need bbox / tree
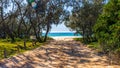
[42,0,64,42]
[64,0,105,43]
[26,0,65,42]
[0,0,16,42]
[94,0,120,54]
[0,0,65,42]
[1,0,105,43]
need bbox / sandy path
[0,38,120,68]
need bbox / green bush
[15,38,23,42]
[88,42,100,49]
[74,38,83,42]
[0,39,43,59]
[93,0,120,62]
[74,37,97,44]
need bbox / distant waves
[42,32,81,37]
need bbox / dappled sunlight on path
[0,38,120,68]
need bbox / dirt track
[0,39,120,68]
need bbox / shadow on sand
[0,40,112,68]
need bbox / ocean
[42,32,81,37]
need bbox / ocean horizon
[42,32,82,37]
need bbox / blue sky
[50,23,72,32]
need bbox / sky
[50,6,73,32]
[50,23,72,32]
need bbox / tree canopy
[64,0,106,43]
[0,0,108,43]
[0,0,69,42]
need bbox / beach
[52,36,82,41]
[0,37,120,68]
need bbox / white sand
[52,36,82,41]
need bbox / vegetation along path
[0,38,120,68]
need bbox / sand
[0,37,120,68]
[52,36,81,41]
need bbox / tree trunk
[3,48,7,58]
[82,26,85,44]
[24,39,27,50]
[3,23,15,42]
[29,18,42,43]
[44,22,50,42]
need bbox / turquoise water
[42,32,81,37]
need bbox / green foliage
[74,38,83,42]
[0,39,43,59]
[65,0,105,43]
[88,42,100,50]
[94,0,120,54]
[74,37,97,44]
[74,37,101,52]
[15,38,23,42]
[46,37,54,40]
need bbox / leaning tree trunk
[44,22,50,42]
